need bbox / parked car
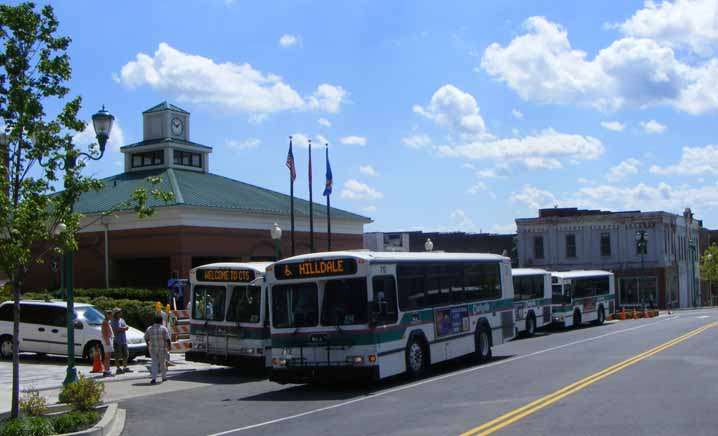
[0,300,147,361]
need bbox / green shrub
[51,411,100,434]
[0,417,54,436]
[18,390,47,417]
[90,298,156,331]
[58,374,104,411]
[63,287,169,302]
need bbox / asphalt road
[120,309,718,436]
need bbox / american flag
[286,138,296,182]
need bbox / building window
[173,150,202,168]
[635,230,648,256]
[533,236,544,260]
[565,234,576,258]
[618,277,658,307]
[131,150,163,168]
[600,232,611,257]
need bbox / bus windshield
[321,278,368,326]
[228,285,262,323]
[272,283,318,328]
[193,285,226,321]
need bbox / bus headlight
[272,358,288,366]
[346,355,364,365]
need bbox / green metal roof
[143,101,189,114]
[120,137,212,151]
[72,168,371,222]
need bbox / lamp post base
[63,366,77,386]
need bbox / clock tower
[120,102,212,173]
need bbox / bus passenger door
[371,275,399,367]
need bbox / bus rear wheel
[405,338,427,377]
[475,326,492,362]
[525,314,536,337]
[594,307,605,325]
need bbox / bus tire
[573,310,582,328]
[525,313,537,337]
[475,325,492,362]
[405,337,428,378]
[0,335,13,359]
[594,306,606,325]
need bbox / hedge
[56,287,170,302]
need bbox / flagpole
[288,136,296,256]
[325,143,332,251]
[308,140,314,253]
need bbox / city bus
[265,251,516,384]
[511,268,552,336]
[186,262,272,369]
[550,270,616,328]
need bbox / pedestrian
[101,310,114,377]
[144,314,171,385]
[167,271,184,310]
[111,308,132,375]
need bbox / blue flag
[323,145,333,196]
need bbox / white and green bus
[265,251,516,384]
[550,270,616,328]
[511,268,552,336]
[187,262,272,369]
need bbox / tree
[700,243,718,306]
[0,3,172,418]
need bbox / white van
[0,300,147,361]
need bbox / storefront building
[24,102,370,292]
[516,207,703,309]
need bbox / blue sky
[38,0,718,231]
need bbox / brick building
[516,207,704,309]
[24,102,370,292]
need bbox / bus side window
[372,275,398,324]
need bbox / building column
[170,255,192,309]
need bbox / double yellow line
[460,321,717,436]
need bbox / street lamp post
[270,223,282,261]
[41,106,114,386]
[635,230,648,306]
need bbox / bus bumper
[270,365,380,385]
[185,351,267,369]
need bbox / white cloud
[225,137,260,150]
[491,222,517,234]
[462,163,475,170]
[601,121,625,131]
[341,179,383,200]
[640,119,667,134]
[315,134,329,147]
[361,205,377,214]
[477,168,498,178]
[480,16,718,114]
[450,209,477,232]
[512,108,524,119]
[278,34,299,48]
[306,84,348,113]
[574,182,718,214]
[606,158,640,181]
[359,165,377,177]
[290,133,310,148]
[615,0,718,57]
[73,119,125,152]
[650,144,718,175]
[436,128,603,168]
[318,118,331,127]
[510,184,559,210]
[340,135,367,146]
[413,84,488,137]
[117,43,347,119]
[467,181,496,198]
[402,134,432,149]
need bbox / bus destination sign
[276,258,358,280]
[196,269,255,283]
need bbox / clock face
[171,117,184,136]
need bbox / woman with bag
[101,310,115,377]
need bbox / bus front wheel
[405,337,427,377]
[475,326,492,362]
[595,307,605,325]
[573,310,582,328]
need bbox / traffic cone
[620,308,626,320]
[90,346,103,373]
[632,309,637,320]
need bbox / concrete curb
[0,403,126,436]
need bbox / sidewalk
[0,353,214,413]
